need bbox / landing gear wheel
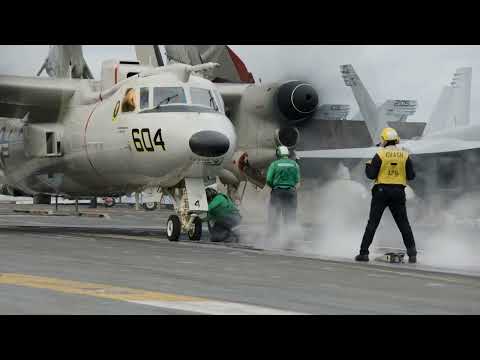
[167,215,181,242]
[142,202,158,211]
[187,217,202,241]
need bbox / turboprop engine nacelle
[276,81,319,124]
[240,80,319,125]
[236,81,318,152]
[275,127,300,149]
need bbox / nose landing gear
[164,178,208,242]
[166,214,202,241]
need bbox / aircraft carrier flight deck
[0,202,479,315]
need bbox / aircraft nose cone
[189,130,230,157]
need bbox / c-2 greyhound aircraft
[0,45,236,241]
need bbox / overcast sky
[1,45,479,123]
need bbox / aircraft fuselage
[0,71,236,197]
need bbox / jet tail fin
[341,64,382,145]
[424,67,472,135]
[341,65,418,144]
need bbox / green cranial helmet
[276,145,290,158]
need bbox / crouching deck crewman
[204,187,242,243]
[355,127,417,263]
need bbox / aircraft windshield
[191,87,219,112]
[153,87,187,107]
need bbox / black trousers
[210,213,242,242]
[360,185,416,256]
[268,188,298,229]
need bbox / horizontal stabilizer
[383,100,417,121]
[316,104,350,120]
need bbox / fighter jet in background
[299,65,480,201]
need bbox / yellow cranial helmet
[380,127,400,144]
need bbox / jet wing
[0,75,77,122]
[298,138,480,160]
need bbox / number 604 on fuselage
[0,61,237,198]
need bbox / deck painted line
[0,273,303,315]
[133,300,304,315]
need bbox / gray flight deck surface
[0,204,480,314]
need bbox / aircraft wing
[298,139,480,160]
[0,75,77,122]
[298,147,377,160]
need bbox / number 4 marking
[154,129,166,151]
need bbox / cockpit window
[122,88,136,113]
[153,87,187,108]
[140,87,149,110]
[191,88,219,111]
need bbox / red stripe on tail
[226,46,255,84]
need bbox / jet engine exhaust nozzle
[277,81,319,122]
[189,131,230,157]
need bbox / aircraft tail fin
[134,45,165,67]
[164,45,255,83]
[37,45,93,79]
[424,67,472,135]
[341,65,418,144]
[341,64,382,144]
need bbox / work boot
[407,247,417,263]
[355,254,369,262]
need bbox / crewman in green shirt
[266,146,301,230]
[204,186,242,243]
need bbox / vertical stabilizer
[451,67,471,127]
[37,45,93,79]
[134,45,165,67]
[341,64,385,145]
[424,67,472,135]
[342,64,418,144]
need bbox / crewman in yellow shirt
[355,128,417,263]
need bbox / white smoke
[417,191,480,271]
[238,159,480,273]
